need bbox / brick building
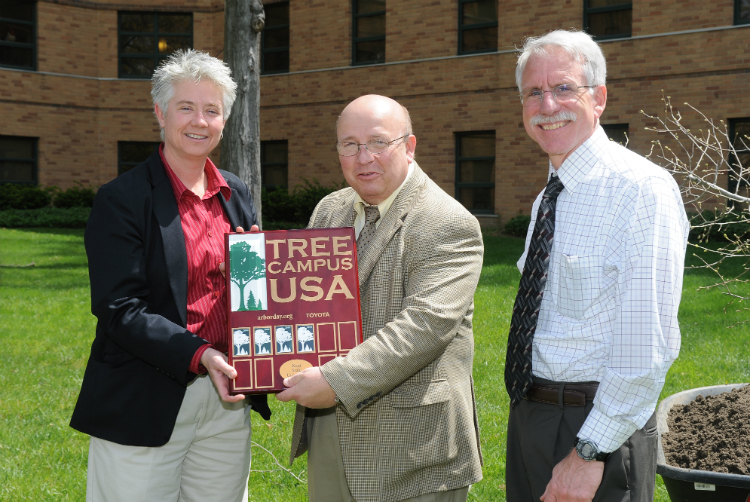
[1,0,749,225]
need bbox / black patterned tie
[356,205,380,262]
[505,175,565,406]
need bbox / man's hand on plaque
[201,347,246,403]
[219,225,260,278]
[276,367,337,408]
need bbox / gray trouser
[506,379,658,502]
[306,407,470,502]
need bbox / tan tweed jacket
[289,163,484,502]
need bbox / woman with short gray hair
[71,48,269,502]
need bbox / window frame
[457,0,498,56]
[736,0,750,25]
[583,0,632,41]
[351,0,386,66]
[0,135,38,185]
[455,130,496,215]
[261,140,289,190]
[117,141,160,176]
[601,123,630,147]
[261,1,290,75]
[728,118,750,195]
[0,1,37,71]
[117,11,193,79]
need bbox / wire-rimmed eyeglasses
[520,83,595,107]
[336,134,409,157]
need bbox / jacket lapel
[329,194,357,229]
[357,163,425,285]
[218,188,241,229]
[148,154,189,327]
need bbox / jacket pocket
[390,380,450,408]
[557,254,604,320]
[386,380,452,469]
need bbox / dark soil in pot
[662,385,750,475]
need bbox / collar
[160,143,231,201]
[353,161,415,220]
[548,126,609,193]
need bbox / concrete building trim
[41,0,225,13]
[1,22,748,82]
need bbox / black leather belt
[525,382,599,407]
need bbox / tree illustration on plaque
[230,239,266,311]
[233,328,250,356]
[254,328,272,355]
[297,325,315,352]
[276,326,293,353]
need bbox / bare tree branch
[642,95,750,325]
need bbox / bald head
[335,94,417,205]
[337,95,412,139]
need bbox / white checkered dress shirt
[518,126,690,452]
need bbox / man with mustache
[505,30,689,502]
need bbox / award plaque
[225,227,363,394]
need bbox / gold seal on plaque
[279,359,313,378]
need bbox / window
[455,131,495,214]
[261,140,288,189]
[118,12,192,78]
[737,0,750,25]
[602,123,629,147]
[261,2,289,74]
[458,0,497,55]
[0,0,35,70]
[728,118,750,196]
[352,0,385,65]
[0,135,37,184]
[584,0,632,40]
[118,141,160,175]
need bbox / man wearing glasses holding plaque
[277,94,484,502]
[504,30,689,502]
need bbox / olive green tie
[356,205,380,262]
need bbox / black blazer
[70,150,269,447]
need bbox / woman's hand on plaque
[201,347,246,403]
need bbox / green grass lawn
[1,227,748,501]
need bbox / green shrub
[504,214,531,237]
[53,185,96,208]
[688,210,750,243]
[0,207,90,228]
[262,178,345,229]
[0,183,53,210]
[262,186,296,224]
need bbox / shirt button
[208,231,213,237]
[213,291,219,298]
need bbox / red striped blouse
[160,145,231,374]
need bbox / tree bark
[222,0,265,226]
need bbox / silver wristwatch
[575,437,611,463]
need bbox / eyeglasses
[520,83,595,107]
[336,135,409,157]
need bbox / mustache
[530,110,578,126]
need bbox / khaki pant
[86,374,252,502]
[306,407,470,502]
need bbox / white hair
[151,49,238,140]
[515,30,607,93]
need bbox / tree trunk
[222,0,265,226]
